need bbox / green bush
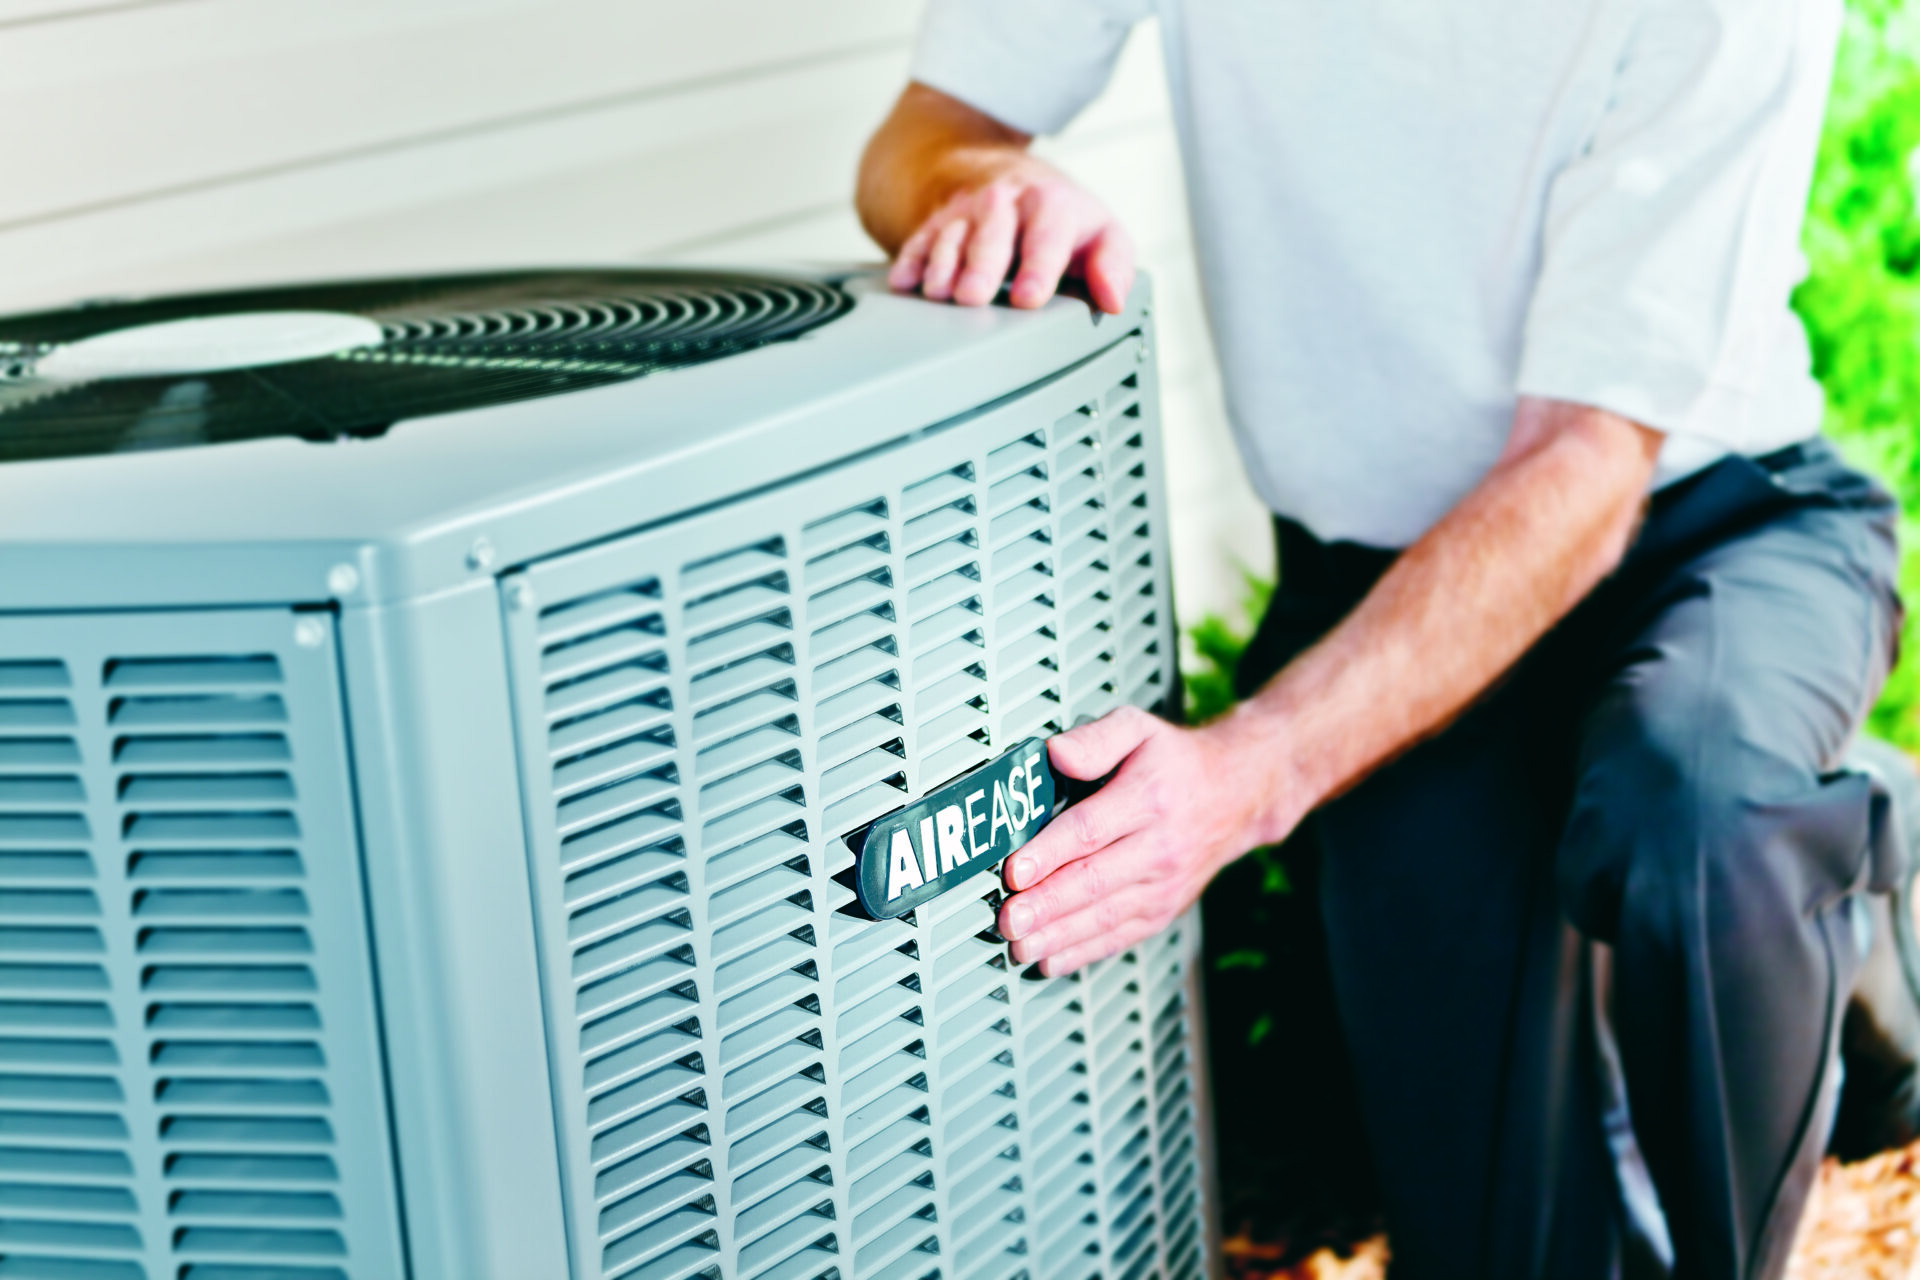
[1182,569,1269,725]
[1796,0,1920,745]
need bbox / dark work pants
[1234,440,1903,1280]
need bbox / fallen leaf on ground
[1786,1142,1920,1280]
[1227,1137,1920,1280]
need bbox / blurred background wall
[0,0,1273,630]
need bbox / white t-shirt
[911,0,1840,547]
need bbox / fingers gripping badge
[851,736,1068,920]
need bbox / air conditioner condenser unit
[0,268,1216,1280]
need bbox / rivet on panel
[293,617,326,649]
[327,564,360,597]
[466,537,496,572]
[506,580,536,613]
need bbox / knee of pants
[1555,707,1801,946]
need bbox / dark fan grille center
[0,269,855,463]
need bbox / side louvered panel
[508,319,1206,1280]
[109,655,333,1280]
[0,614,405,1280]
[0,658,144,1280]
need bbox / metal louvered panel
[0,613,406,1280]
[504,324,1207,1280]
[115,654,341,1280]
[0,658,143,1280]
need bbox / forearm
[856,83,1040,253]
[1224,400,1663,842]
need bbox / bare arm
[1229,397,1662,817]
[856,82,1134,312]
[999,398,1665,974]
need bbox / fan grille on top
[0,269,854,463]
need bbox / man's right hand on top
[857,83,1135,314]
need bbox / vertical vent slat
[808,501,907,828]
[670,530,836,1280]
[106,653,352,1276]
[0,664,139,1268]
[533,578,716,1280]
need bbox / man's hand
[888,172,1134,312]
[998,706,1299,976]
[999,399,1663,976]
[857,82,1134,314]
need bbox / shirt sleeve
[910,0,1153,137]
[1514,0,1842,441]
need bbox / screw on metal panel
[1136,342,1151,364]
[466,537,496,572]
[505,580,536,613]
[327,563,360,597]
[293,617,326,649]
[1088,404,1101,419]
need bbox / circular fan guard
[0,269,854,463]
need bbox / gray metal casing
[0,271,1215,1280]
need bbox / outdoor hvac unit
[0,268,1213,1280]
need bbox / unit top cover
[0,269,853,462]
[0,266,1148,609]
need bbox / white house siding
[1,0,1272,628]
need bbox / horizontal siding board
[0,14,1188,312]
[666,208,875,269]
[0,45,910,308]
[0,0,918,229]
[0,0,185,24]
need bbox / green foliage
[1252,847,1292,895]
[1183,569,1271,725]
[1794,0,1920,744]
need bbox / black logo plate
[854,736,1060,919]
